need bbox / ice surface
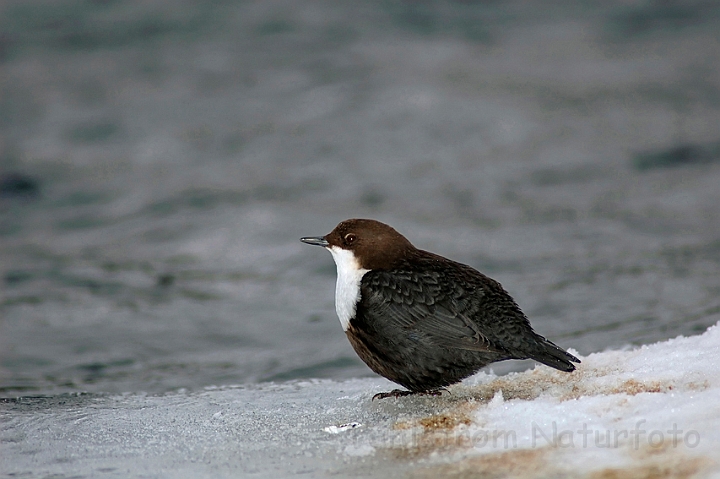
[3,323,719,478]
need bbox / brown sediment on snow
[387,403,477,459]
[412,447,550,479]
[411,445,713,479]
[374,358,713,477]
[589,447,713,479]
[449,363,709,404]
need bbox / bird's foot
[372,388,448,401]
[372,389,413,400]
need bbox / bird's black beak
[300,236,329,247]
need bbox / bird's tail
[529,338,581,372]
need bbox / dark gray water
[1,0,720,397]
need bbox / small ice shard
[324,422,362,434]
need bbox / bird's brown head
[301,218,415,270]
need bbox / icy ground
[2,323,720,479]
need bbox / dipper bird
[301,219,580,399]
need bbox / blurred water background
[1,0,720,397]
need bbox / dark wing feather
[360,268,507,354]
[360,252,580,373]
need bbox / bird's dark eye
[344,233,357,245]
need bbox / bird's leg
[372,388,448,400]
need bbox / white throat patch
[327,246,370,331]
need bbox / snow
[3,323,720,478]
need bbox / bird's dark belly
[345,322,504,392]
